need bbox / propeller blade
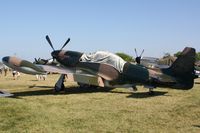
[46,35,55,51]
[34,58,38,63]
[140,49,144,57]
[60,38,70,50]
[41,59,46,62]
[134,48,138,57]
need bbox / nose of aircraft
[51,50,63,59]
[2,56,9,63]
[51,50,61,59]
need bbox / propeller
[46,35,55,51]
[45,35,70,91]
[44,35,71,65]
[140,49,144,57]
[134,48,144,64]
[45,35,70,51]
[34,58,38,63]
[34,57,57,65]
[34,58,42,63]
[134,48,138,57]
[60,38,70,50]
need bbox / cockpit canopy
[80,51,126,72]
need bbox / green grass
[0,73,200,133]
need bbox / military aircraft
[134,49,169,69]
[135,49,200,78]
[2,35,197,94]
[34,57,58,66]
[134,48,144,65]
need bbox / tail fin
[168,47,196,89]
[170,47,195,76]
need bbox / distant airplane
[34,58,58,66]
[134,49,169,69]
[2,35,197,94]
[135,50,200,77]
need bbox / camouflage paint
[2,56,45,75]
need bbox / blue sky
[0,0,200,61]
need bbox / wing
[37,63,119,87]
[36,64,75,75]
[37,64,105,87]
[38,62,120,81]
[2,56,118,86]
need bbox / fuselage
[2,48,195,90]
[51,50,183,89]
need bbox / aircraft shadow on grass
[195,81,200,84]
[193,125,200,129]
[126,91,168,98]
[10,85,168,99]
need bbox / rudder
[168,47,196,89]
[170,47,195,76]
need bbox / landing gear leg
[132,86,138,91]
[148,88,154,95]
[54,74,65,92]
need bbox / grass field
[0,73,200,133]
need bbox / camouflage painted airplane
[2,35,197,94]
[135,49,200,77]
[34,57,58,66]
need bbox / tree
[174,51,181,57]
[196,52,200,61]
[115,52,133,62]
[163,52,171,58]
[174,51,200,61]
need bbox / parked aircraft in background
[2,35,197,94]
[135,49,200,78]
[34,58,58,66]
[134,49,169,69]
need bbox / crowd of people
[0,66,20,80]
[0,65,9,77]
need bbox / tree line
[116,51,200,62]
